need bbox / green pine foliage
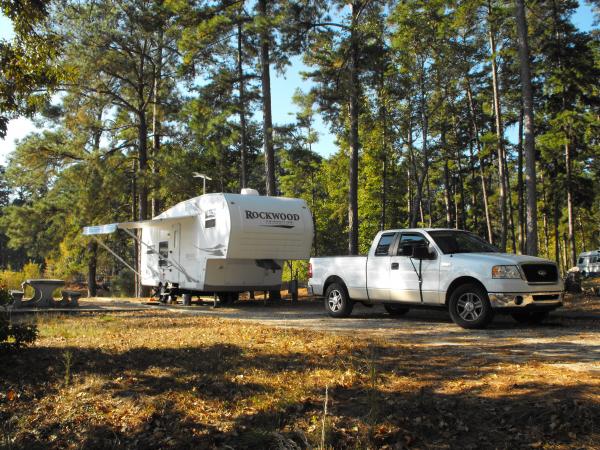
[0,0,598,282]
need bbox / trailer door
[169,223,182,283]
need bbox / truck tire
[448,283,494,329]
[325,283,354,318]
[511,311,549,324]
[384,304,409,316]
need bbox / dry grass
[1,311,599,449]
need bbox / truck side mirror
[412,245,430,260]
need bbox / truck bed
[309,256,368,299]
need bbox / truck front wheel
[325,283,354,318]
[448,284,494,329]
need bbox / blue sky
[0,2,596,165]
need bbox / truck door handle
[391,262,399,270]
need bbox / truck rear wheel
[448,283,494,329]
[384,304,409,316]
[325,283,354,318]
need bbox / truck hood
[447,253,556,266]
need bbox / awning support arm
[94,237,140,277]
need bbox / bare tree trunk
[488,0,507,251]
[468,140,478,230]
[258,0,276,196]
[553,190,560,266]
[151,30,163,217]
[443,159,452,228]
[505,155,517,252]
[515,0,538,256]
[465,77,493,243]
[379,71,388,230]
[347,1,360,254]
[565,141,576,267]
[517,107,525,253]
[237,21,248,189]
[577,213,586,252]
[87,237,97,297]
[541,173,549,256]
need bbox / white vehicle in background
[577,250,600,277]
[308,229,564,329]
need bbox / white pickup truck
[308,229,564,329]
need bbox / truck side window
[398,233,428,256]
[375,233,396,256]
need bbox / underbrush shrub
[112,269,135,297]
[0,283,38,350]
[0,262,42,290]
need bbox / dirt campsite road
[84,294,600,374]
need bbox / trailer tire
[448,283,494,329]
[325,283,354,318]
[218,292,238,306]
[384,304,409,316]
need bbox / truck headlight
[492,265,522,279]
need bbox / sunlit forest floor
[1,293,599,449]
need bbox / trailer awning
[83,214,197,235]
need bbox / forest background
[0,0,598,296]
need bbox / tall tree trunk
[517,107,525,253]
[468,139,478,230]
[258,0,275,196]
[443,159,452,228]
[465,76,493,242]
[505,154,517,252]
[515,0,538,256]
[379,70,388,230]
[541,172,550,256]
[87,240,97,297]
[347,2,360,254]
[442,127,453,228]
[237,21,248,189]
[553,188,560,266]
[151,30,163,217]
[565,141,576,267]
[488,0,507,251]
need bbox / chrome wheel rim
[456,292,483,322]
[328,289,343,312]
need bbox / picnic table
[21,279,65,307]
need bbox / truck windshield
[428,230,500,254]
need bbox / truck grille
[521,264,558,283]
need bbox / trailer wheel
[448,283,494,329]
[324,283,354,318]
[384,304,409,316]
[218,292,238,306]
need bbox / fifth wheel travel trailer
[83,189,313,303]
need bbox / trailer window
[375,233,396,256]
[158,241,169,267]
[205,210,216,228]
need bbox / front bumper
[488,291,564,309]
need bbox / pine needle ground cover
[0,312,598,449]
